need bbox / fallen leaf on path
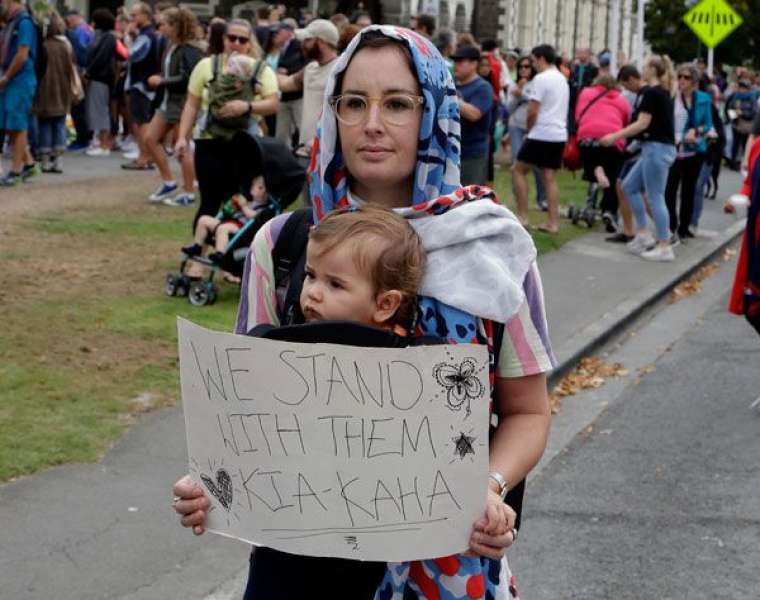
[549,357,628,414]
[723,248,737,261]
[668,262,720,303]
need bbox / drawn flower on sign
[433,357,485,416]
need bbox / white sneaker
[641,244,675,262]
[626,232,655,256]
[86,147,111,157]
[122,149,139,160]
[689,226,718,238]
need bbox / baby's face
[251,180,266,202]
[300,240,378,324]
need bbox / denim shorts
[0,76,35,132]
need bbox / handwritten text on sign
[177,319,490,561]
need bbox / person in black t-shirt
[601,55,677,262]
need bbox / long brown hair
[162,7,198,45]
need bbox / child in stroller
[165,134,306,306]
[181,176,267,274]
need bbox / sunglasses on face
[519,64,531,69]
[226,34,250,44]
[678,74,692,80]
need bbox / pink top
[575,84,632,152]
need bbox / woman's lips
[358,146,392,160]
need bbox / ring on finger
[510,527,518,543]
[173,496,181,505]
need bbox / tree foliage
[645,0,759,68]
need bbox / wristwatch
[488,471,509,501]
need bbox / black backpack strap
[272,207,313,325]
[490,320,526,530]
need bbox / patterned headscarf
[308,25,462,220]
[306,25,520,600]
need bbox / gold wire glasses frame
[329,93,425,126]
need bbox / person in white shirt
[512,44,569,234]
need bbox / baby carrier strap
[272,207,313,325]
[248,321,444,347]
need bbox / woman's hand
[684,128,697,145]
[467,489,517,560]
[599,133,617,147]
[173,475,211,535]
[174,138,188,160]
[147,74,162,89]
[218,99,250,119]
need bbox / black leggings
[665,153,705,237]
[579,145,624,215]
[192,137,256,232]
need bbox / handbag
[563,89,609,170]
[71,66,85,105]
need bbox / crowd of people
[1,0,759,229]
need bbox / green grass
[0,170,595,481]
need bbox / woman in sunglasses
[175,18,279,229]
[506,57,547,210]
[665,64,713,241]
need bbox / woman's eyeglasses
[226,34,250,44]
[678,74,692,80]
[329,94,424,127]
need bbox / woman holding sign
[173,26,556,599]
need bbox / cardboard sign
[177,318,490,562]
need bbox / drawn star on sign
[452,432,476,460]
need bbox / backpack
[2,11,46,81]
[270,207,527,528]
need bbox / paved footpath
[0,155,748,599]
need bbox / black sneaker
[605,232,633,243]
[602,211,618,233]
[181,243,202,257]
[208,251,224,265]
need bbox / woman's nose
[363,102,384,133]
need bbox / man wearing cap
[453,45,494,186]
[277,19,339,165]
[272,20,305,148]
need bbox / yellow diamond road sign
[683,0,743,48]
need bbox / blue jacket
[678,89,713,155]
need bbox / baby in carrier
[206,52,260,139]
[182,176,268,268]
[298,205,424,334]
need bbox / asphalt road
[510,259,760,599]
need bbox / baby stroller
[566,139,623,231]
[165,134,306,306]
[566,139,602,229]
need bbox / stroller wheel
[206,282,218,306]
[582,208,596,228]
[176,275,191,297]
[189,281,212,306]
[165,273,179,297]
[570,206,581,226]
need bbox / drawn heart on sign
[200,468,233,511]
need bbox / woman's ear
[372,290,403,325]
